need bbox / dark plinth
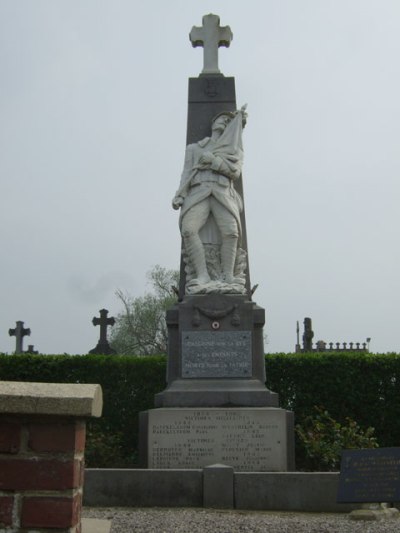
[337,448,400,503]
[155,294,279,408]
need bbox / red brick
[75,421,86,453]
[21,494,80,528]
[0,496,14,527]
[28,420,86,453]
[79,458,85,487]
[0,421,21,453]
[0,458,82,490]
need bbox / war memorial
[139,13,294,473]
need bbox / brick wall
[0,416,86,532]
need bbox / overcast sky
[1,1,399,355]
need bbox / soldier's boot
[184,235,211,284]
[220,236,238,283]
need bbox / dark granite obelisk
[140,14,294,472]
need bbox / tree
[110,265,179,355]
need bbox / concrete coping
[0,381,103,417]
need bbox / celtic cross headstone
[9,321,31,354]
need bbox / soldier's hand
[198,152,214,166]
[172,196,184,210]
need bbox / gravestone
[89,308,116,355]
[8,321,31,355]
[25,345,38,354]
[139,14,294,472]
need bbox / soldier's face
[212,115,229,132]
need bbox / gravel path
[83,507,400,533]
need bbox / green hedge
[1,352,399,468]
[265,352,400,448]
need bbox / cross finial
[189,14,233,75]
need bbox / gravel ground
[83,507,400,533]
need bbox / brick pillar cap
[0,381,103,418]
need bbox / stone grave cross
[89,308,116,355]
[190,13,233,75]
[9,321,31,354]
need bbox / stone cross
[9,321,31,354]
[190,14,233,75]
[89,309,116,355]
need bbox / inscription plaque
[337,448,400,503]
[181,331,252,378]
[146,408,289,471]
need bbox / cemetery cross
[89,308,116,355]
[9,321,31,355]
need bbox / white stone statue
[172,106,248,294]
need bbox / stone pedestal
[140,293,295,471]
[155,295,278,408]
[140,407,294,471]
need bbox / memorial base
[139,407,295,472]
[155,378,278,407]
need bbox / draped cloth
[210,109,244,175]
